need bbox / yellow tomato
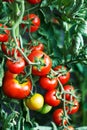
[25,93,44,111]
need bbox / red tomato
[28,50,52,76]
[6,57,25,74]
[0,24,10,42]
[2,71,32,99]
[44,89,61,106]
[53,109,67,126]
[29,40,44,52]
[64,126,74,130]
[66,99,79,114]
[39,76,58,91]
[54,66,70,85]
[27,0,41,4]
[22,14,40,33]
[1,39,20,56]
[63,85,75,101]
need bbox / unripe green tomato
[38,104,52,114]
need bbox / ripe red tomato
[64,126,74,130]
[6,57,25,74]
[66,99,79,114]
[2,71,32,99]
[39,76,58,91]
[29,40,44,52]
[63,85,75,101]
[0,24,10,42]
[22,14,40,33]
[53,108,67,126]
[27,0,41,4]
[1,39,20,56]
[54,66,70,85]
[28,50,52,76]
[44,89,61,106]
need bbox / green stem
[12,0,25,44]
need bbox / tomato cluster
[0,1,80,129]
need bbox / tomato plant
[25,93,44,110]
[0,0,87,129]
[2,71,32,99]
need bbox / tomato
[38,104,52,114]
[1,39,20,56]
[63,85,75,101]
[66,99,79,114]
[53,109,67,126]
[22,14,40,33]
[44,89,61,106]
[39,76,58,91]
[27,0,41,4]
[2,71,32,99]
[0,24,10,42]
[54,66,70,85]
[64,126,74,130]
[28,50,52,76]
[29,40,44,52]
[6,57,25,74]
[25,93,44,110]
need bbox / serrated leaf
[77,21,87,36]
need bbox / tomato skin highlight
[22,14,40,33]
[44,89,61,106]
[53,109,67,126]
[2,71,32,99]
[25,93,44,110]
[27,0,41,4]
[39,76,58,91]
[0,24,10,42]
[28,50,52,76]
[6,57,25,74]
[54,66,70,85]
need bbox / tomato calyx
[15,74,28,84]
[33,55,46,71]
